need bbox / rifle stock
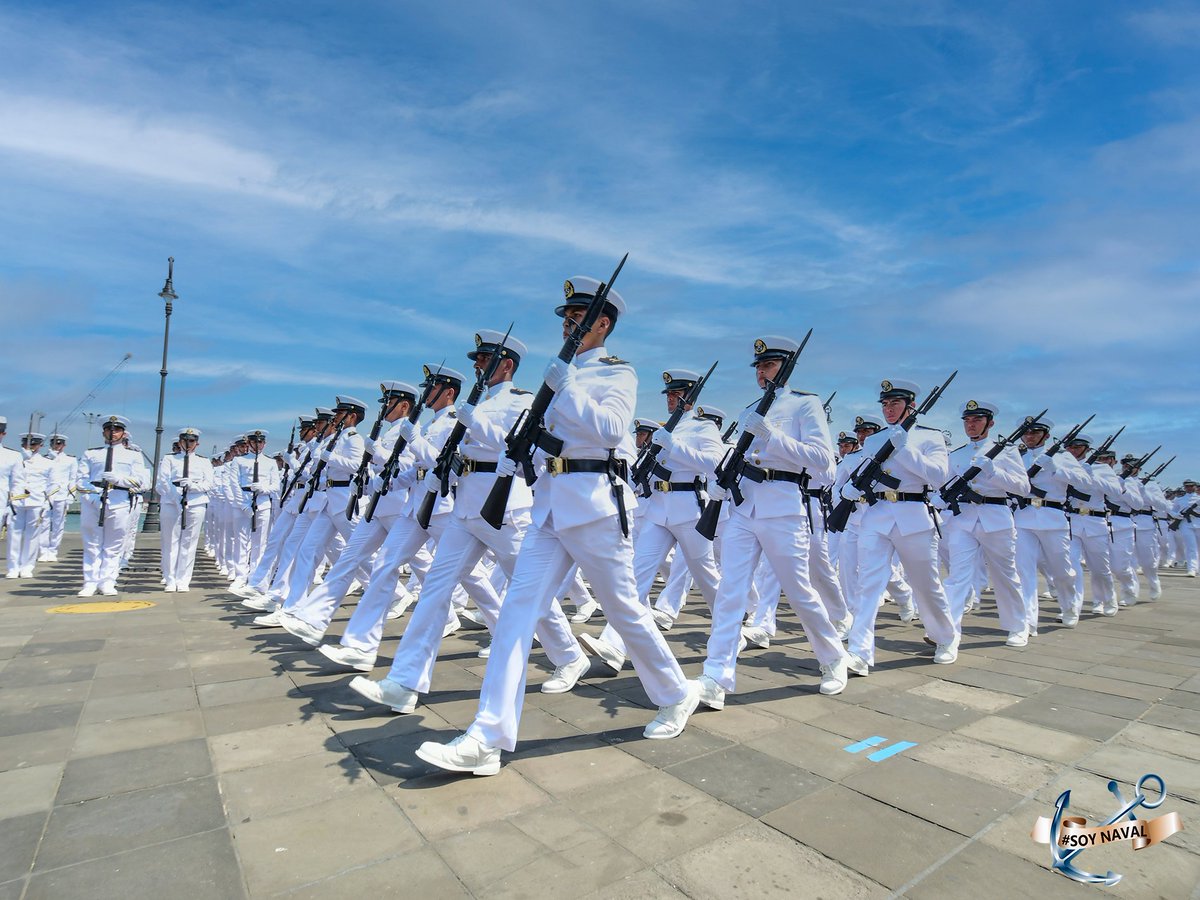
[631,360,718,497]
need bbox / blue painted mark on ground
[844,736,887,753]
[867,741,918,761]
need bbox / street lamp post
[141,257,177,533]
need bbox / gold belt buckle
[883,490,899,503]
[654,480,670,492]
[546,457,565,476]
[1030,498,1044,508]
[461,459,476,475]
[1079,505,1092,516]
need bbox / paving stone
[0,664,96,688]
[36,777,226,870]
[666,744,830,818]
[432,819,548,894]
[79,686,198,724]
[843,756,1023,837]
[57,739,211,804]
[232,789,421,894]
[746,720,888,782]
[1116,721,1200,762]
[482,832,646,899]
[997,698,1130,741]
[509,735,653,798]
[805,703,945,746]
[91,655,189,679]
[195,675,296,707]
[0,682,90,713]
[208,720,334,773]
[20,640,106,657]
[604,720,733,768]
[0,727,76,771]
[220,751,373,823]
[656,821,887,898]
[1076,745,1200,804]
[904,840,1090,898]
[1141,703,1200,735]
[0,764,62,820]
[0,811,46,883]
[24,829,245,900]
[762,784,964,888]
[1161,689,1200,711]
[908,678,1021,712]
[585,869,689,899]
[1086,663,1187,688]
[87,667,194,698]
[71,710,205,758]
[0,702,84,738]
[200,695,315,736]
[1039,684,1155,720]
[386,765,547,839]
[858,689,986,730]
[957,716,1100,763]
[908,733,1061,793]
[274,848,468,899]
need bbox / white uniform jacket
[855,424,948,537]
[157,453,216,508]
[233,453,282,510]
[945,438,1028,533]
[74,446,150,510]
[642,412,724,527]
[1013,445,1092,531]
[455,382,534,519]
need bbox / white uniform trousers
[249,506,298,591]
[286,514,390,627]
[597,517,721,656]
[1016,526,1078,630]
[80,497,133,588]
[1109,528,1138,603]
[281,506,354,608]
[943,518,1024,633]
[1134,527,1161,599]
[232,505,273,581]
[848,524,956,666]
[705,512,845,691]
[1070,528,1115,612]
[45,500,68,559]
[653,548,694,618]
[160,503,207,589]
[746,561,781,634]
[467,515,689,752]
[385,512,582,695]
[807,527,848,623]
[7,508,44,576]
[265,510,317,600]
[120,496,141,564]
[1181,525,1198,575]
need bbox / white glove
[707,485,730,503]
[175,478,191,489]
[102,473,123,486]
[249,481,266,493]
[544,358,573,391]
[421,470,441,492]
[362,437,377,457]
[457,403,476,429]
[973,456,996,478]
[1039,454,1057,474]
[887,424,909,450]
[396,419,418,443]
[840,483,865,502]
[651,427,675,455]
[317,446,332,463]
[741,411,777,440]
[496,456,517,478]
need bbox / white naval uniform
[845,424,956,667]
[1104,469,1143,605]
[7,451,53,577]
[596,412,724,658]
[0,446,24,543]
[230,451,281,582]
[704,390,846,691]
[250,438,318,595]
[1173,492,1200,575]
[75,445,150,590]
[1068,463,1117,615]
[1013,445,1091,628]
[941,439,1029,633]
[157,451,215,589]
[43,450,76,560]
[383,380,584,695]
[464,346,690,753]
[1129,478,1163,601]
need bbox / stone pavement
[2,533,1199,898]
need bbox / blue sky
[0,2,1196,477]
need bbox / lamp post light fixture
[141,257,177,533]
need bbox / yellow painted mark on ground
[47,600,157,614]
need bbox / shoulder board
[447,411,457,418]
[344,428,358,435]
[510,388,531,395]
[89,446,104,451]
[790,390,816,397]
[598,356,627,365]
[915,425,939,431]
[952,443,969,452]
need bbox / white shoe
[253,610,284,627]
[19,568,34,578]
[386,595,412,620]
[318,643,377,672]
[1038,590,1053,600]
[442,612,461,639]
[741,626,771,650]
[696,674,725,710]
[541,654,590,694]
[579,633,625,673]
[644,680,701,739]
[349,675,417,713]
[229,583,261,599]
[1100,602,1118,617]
[846,652,870,677]
[100,584,118,596]
[477,643,491,659]
[230,577,247,591]
[164,583,177,592]
[241,595,275,612]
[819,656,849,695]
[176,584,190,592]
[459,608,487,628]
[569,598,600,624]
[280,614,324,646]
[651,608,674,632]
[1061,612,1079,628]
[933,635,960,664]
[347,579,363,595]
[1005,629,1029,648]
[416,732,501,776]
[899,603,918,623]
[8,571,23,580]
[834,615,853,642]
[77,584,98,598]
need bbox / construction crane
[57,353,133,432]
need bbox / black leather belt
[963,496,1010,506]
[653,480,704,493]
[1111,510,1132,518]
[544,457,629,479]
[803,488,825,499]
[741,463,807,486]
[1020,498,1066,510]
[460,459,498,475]
[1069,506,1107,518]
[874,491,929,503]
[327,479,352,487]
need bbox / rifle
[250,447,260,532]
[721,420,738,443]
[280,422,318,504]
[1085,425,1124,464]
[1142,455,1175,484]
[279,423,298,496]
[180,449,190,530]
[1171,499,1199,531]
[97,439,116,528]
[480,253,628,530]
[939,409,1048,515]
[1024,414,1095,485]
[298,420,347,514]
[346,389,406,520]
[695,331,812,541]
[416,327,514,529]
[825,370,958,534]
[364,365,446,523]
[631,360,718,498]
[1122,445,1161,478]
[822,390,836,424]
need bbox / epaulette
[511,388,531,395]
[915,425,939,431]
[598,356,627,365]
[952,443,969,452]
[790,390,816,397]
[89,446,103,451]
[447,411,457,418]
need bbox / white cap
[960,399,999,418]
[557,276,627,319]
[469,329,529,364]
